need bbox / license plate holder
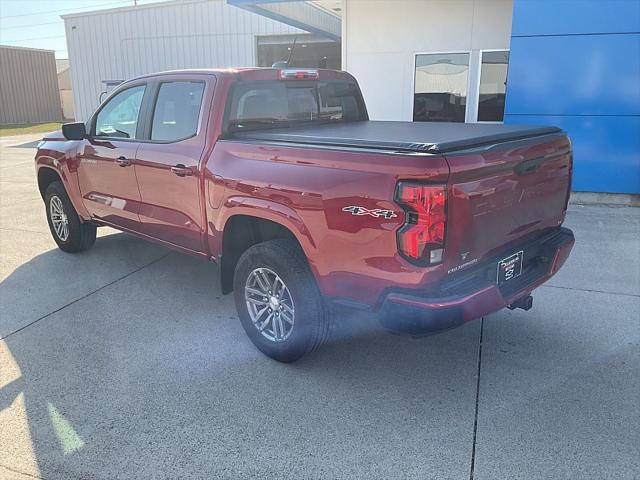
[497,250,524,285]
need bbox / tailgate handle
[516,157,545,175]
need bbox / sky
[0,0,170,59]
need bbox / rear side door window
[94,85,146,139]
[150,81,205,142]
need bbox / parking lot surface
[1,134,638,479]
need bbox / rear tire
[45,181,96,253]
[233,239,331,362]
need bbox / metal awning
[227,0,341,41]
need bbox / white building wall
[64,0,303,121]
[342,0,514,121]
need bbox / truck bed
[230,120,560,154]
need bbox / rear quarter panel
[204,141,449,306]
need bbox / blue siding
[505,115,640,193]
[511,0,640,36]
[506,0,640,194]
[506,34,640,116]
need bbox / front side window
[226,80,366,132]
[94,85,145,139]
[413,53,469,123]
[151,81,205,142]
[478,51,510,122]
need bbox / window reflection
[413,53,469,123]
[478,51,509,122]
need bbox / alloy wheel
[49,195,69,241]
[244,267,295,342]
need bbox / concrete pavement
[0,134,638,479]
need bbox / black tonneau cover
[231,121,561,154]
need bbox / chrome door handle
[170,164,193,177]
[116,156,132,167]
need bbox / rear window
[225,80,366,132]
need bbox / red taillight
[279,69,319,80]
[395,182,446,265]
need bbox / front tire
[233,239,331,362]
[45,181,96,253]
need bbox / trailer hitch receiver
[508,295,533,311]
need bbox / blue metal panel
[504,114,640,194]
[512,0,640,36]
[507,0,640,193]
[505,33,640,116]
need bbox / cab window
[150,81,205,142]
[94,85,146,139]
[226,80,366,132]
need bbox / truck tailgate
[443,132,572,275]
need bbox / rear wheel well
[220,215,300,294]
[37,168,62,200]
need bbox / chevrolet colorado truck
[35,68,575,362]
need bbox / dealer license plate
[497,251,524,285]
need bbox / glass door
[478,50,510,122]
[412,50,510,123]
[413,52,470,123]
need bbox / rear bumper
[378,228,575,335]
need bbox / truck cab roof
[125,67,356,83]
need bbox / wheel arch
[37,166,63,200]
[219,214,311,295]
[36,160,91,220]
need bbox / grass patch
[0,122,63,137]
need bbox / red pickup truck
[35,68,575,361]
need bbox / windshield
[225,80,367,133]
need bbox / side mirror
[62,122,87,141]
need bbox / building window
[413,52,469,123]
[478,51,510,122]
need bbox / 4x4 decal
[342,205,398,219]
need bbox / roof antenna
[286,36,298,67]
